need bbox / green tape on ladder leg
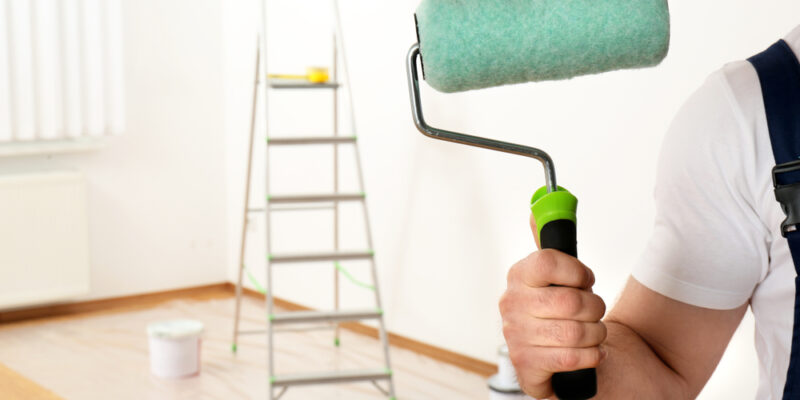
[334,337,340,347]
[231,343,238,353]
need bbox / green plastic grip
[530,186,578,241]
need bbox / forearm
[595,320,690,399]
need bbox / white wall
[0,0,228,301]
[221,1,800,398]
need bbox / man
[500,26,800,399]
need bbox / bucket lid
[488,373,524,393]
[147,319,204,339]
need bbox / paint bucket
[147,319,204,378]
[488,344,535,400]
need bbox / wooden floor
[0,296,488,399]
[0,362,62,400]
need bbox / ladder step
[268,80,340,90]
[268,193,365,204]
[272,369,391,387]
[267,136,356,146]
[269,250,373,264]
[271,309,381,325]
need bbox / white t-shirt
[633,26,800,399]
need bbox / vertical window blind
[0,0,124,143]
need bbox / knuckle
[538,321,586,347]
[581,267,593,287]
[551,320,584,345]
[507,261,520,284]
[508,348,527,369]
[598,322,608,342]
[532,250,557,279]
[499,289,524,315]
[498,292,512,314]
[555,289,583,317]
[554,350,581,371]
[587,347,604,367]
[585,266,596,287]
[592,295,607,320]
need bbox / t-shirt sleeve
[632,69,769,310]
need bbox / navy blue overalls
[749,39,800,400]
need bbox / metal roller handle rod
[406,44,559,193]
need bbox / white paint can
[147,319,204,378]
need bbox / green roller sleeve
[530,186,578,243]
[415,0,670,93]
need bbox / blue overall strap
[749,39,800,400]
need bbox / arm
[601,277,747,399]
[500,251,747,399]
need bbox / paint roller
[406,1,670,399]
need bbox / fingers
[508,249,595,289]
[502,248,605,399]
[512,345,607,375]
[511,346,607,398]
[504,317,607,348]
[501,286,606,322]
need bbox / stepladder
[230,3,396,398]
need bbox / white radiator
[0,0,125,143]
[0,171,90,308]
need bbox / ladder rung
[270,204,336,212]
[271,309,381,325]
[269,251,373,264]
[267,136,356,146]
[268,193,365,204]
[251,205,336,213]
[272,369,391,387]
[274,324,337,333]
[268,80,340,90]
[237,324,338,335]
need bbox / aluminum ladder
[231,2,396,399]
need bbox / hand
[499,245,607,398]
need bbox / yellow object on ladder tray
[268,66,330,83]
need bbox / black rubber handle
[540,219,597,400]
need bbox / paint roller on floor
[406,1,670,399]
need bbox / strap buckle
[773,160,800,237]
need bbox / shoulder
[656,61,763,202]
[634,59,772,310]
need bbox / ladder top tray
[268,80,340,89]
